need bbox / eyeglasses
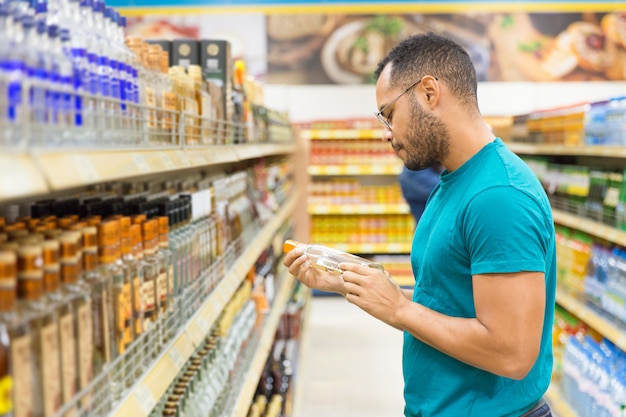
[374,77,437,130]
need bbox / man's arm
[341,265,545,380]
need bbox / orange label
[157,273,167,302]
[133,276,142,336]
[142,280,155,320]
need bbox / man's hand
[340,262,408,327]
[283,247,347,295]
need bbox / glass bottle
[81,224,112,381]
[160,51,176,145]
[59,230,94,412]
[282,240,385,275]
[16,243,62,417]
[140,219,160,355]
[97,220,125,399]
[42,238,79,415]
[0,250,31,417]
[156,217,173,336]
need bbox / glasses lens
[375,112,390,130]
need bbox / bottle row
[553,305,626,417]
[309,140,397,165]
[0,160,293,417]
[308,180,406,206]
[524,157,626,230]
[501,95,626,146]
[310,214,415,245]
[556,225,626,327]
[0,0,291,148]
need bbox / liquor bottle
[0,250,31,417]
[140,219,160,353]
[282,240,385,275]
[16,243,62,417]
[77,225,111,380]
[42,238,79,415]
[97,220,126,399]
[157,216,173,336]
[128,223,144,342]
[59,230,94,412]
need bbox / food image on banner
[266,12,626,84]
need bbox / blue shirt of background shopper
[284,33,556,417]
[398,164,442,223]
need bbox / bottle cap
[283,239,300,253]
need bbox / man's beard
[402,95,450,171]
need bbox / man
[284,33,556,417]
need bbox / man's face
[375,65,450,171]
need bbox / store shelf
[308,164,403,176]
[316,242,411,254]
[552,209,626,247]
[556,288,626,351]
[301,129,383,140]
[0,151,49,201]
[112,194,297,417]
[507,142,626,158]
[393,276,415,287]
[230,271,295,417]
[0,144,294,201]
[308,203,410,215]
[546,384,578,417]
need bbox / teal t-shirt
[403,138,556,417]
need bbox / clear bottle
[282,240,385,275]
[47,25,74,144]
[128,223,145,377]
[41,239,79,415]
[157,216,173,338]
[16,243,62,417]
[0,250,31,417]
[140,219,160,355]
[60,229,94,412]
[160,51,176,145]
[81,225,112,378]
[97,220,125,399]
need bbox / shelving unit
[112,194,298,417]
[507,142,626,158]
[545,385,578,417]
[301,128,383,140]
[308,203,409,215]
[552,208,626,247]
[0,143,295,201]
[307,164,403,176]
[314,242,412,254]
[229,271,295,417]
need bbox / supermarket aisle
[294,296,405,417]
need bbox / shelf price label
[167,346,185,371]
[132,384,156,415]
[176,150,191,167]
[159,152,176,170]
[133,153,151,174]
[72,154,100,183]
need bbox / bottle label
[123,282,132,347]
[87,53,99,95]
[77,300,93,408]
[133,276,142,335]
[98,56,110,97]
[168,265,174,297]
[101,289,111,364]
[109,60,120,101]
[161,92,176,131]
[145,87,156,128]
[7,61,24,122]
[114,286,126,355]
[157,272,167,304]
[142,280,156,320]
[11,334,31,417]
[41,322,62,417]
[59,313,77,410]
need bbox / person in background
[284,32,555,417]
[398,164,442,224]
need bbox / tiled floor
[293,296,405,417]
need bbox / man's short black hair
[375,32,478,108]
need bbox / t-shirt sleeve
[462,186,552,275]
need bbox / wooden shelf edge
[231,273,295,417]
[112,194,298,417]
[552,209,626,247]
